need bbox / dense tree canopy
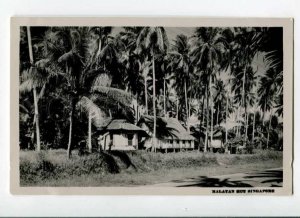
[19,26,284,153]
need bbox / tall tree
[136,27,169,152]
[230,28,263,144]
[258,66,280,148]
[169,34,192,131]
[26,27,40,151]
[191,27,228,151]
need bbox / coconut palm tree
[258,66,281,148]
[230,28,263,143]
[190,27,228,151]
[41,27,132,157]
[169,34,192,131]
[213,79,227,126]
[23,27,40,151]
[136,27,169,152]
[20,27,62,151]
[78,73,133,151]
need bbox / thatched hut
[96,119,148,150]
[138,115,195,152]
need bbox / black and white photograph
[11,18,293,194]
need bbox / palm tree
[20,27,60,151]
[40,27,130,157]
[213,79,227,126]
[27,27,41,151]
[258,66,281,148]
[87,27,113,69]
[136,27,169,152]
[169,34,192,131]
[78,73,133,151]
[141,62,151,115]
[230,28,263,144]
[119,27,155,120]
[191,27,228,151]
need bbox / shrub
[224,136,254,154]
[19,150,120,185]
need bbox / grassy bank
[20,149,282,186]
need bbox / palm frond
[91,86,132,106]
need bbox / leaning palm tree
[78,73,133,152]
[136,27,169,152]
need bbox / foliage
[224,136,254,154]
[19,26,283,154]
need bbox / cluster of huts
[94,115,223,152]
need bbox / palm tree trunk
[27,26,41,152]
[266,110,273,149]
[204,86,209,152]
[144,77,148,115]
[67,98,76,158]
[164,77,166,117]
[201,95,205,127]
[184,79,190,133]
[242,66,246,107]
[252,112,256,142]
[236,105,240,136]
[67,113,73,158]
[225,94,228,143]
[88,111,92,152]
[135,93,139,123]
[245,110,249,142]
[33,88,41,151]
[209,75,214,148]
[152,52,157,152]
[199,95,205,150]
[216,103,219,126]
[176,98,179,119]
[242,65,247,136]
[262,104,266,126]
[243,104,248,146]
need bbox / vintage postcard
[10,17,293,195]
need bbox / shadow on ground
[175,177,253,187]
[172,169,283,187]
[243,169,283,185]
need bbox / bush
[19,150,120,185]
[224,136,254,154]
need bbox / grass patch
[19,149,282,186]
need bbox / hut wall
[133,133,138,147]
[209,139,222,148]
[113,133,128,147]
[191,140,195,149]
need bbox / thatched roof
[138,115,195,141]
[208,129,223,138]
[106,119,144,132]
[95,119,148,136]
